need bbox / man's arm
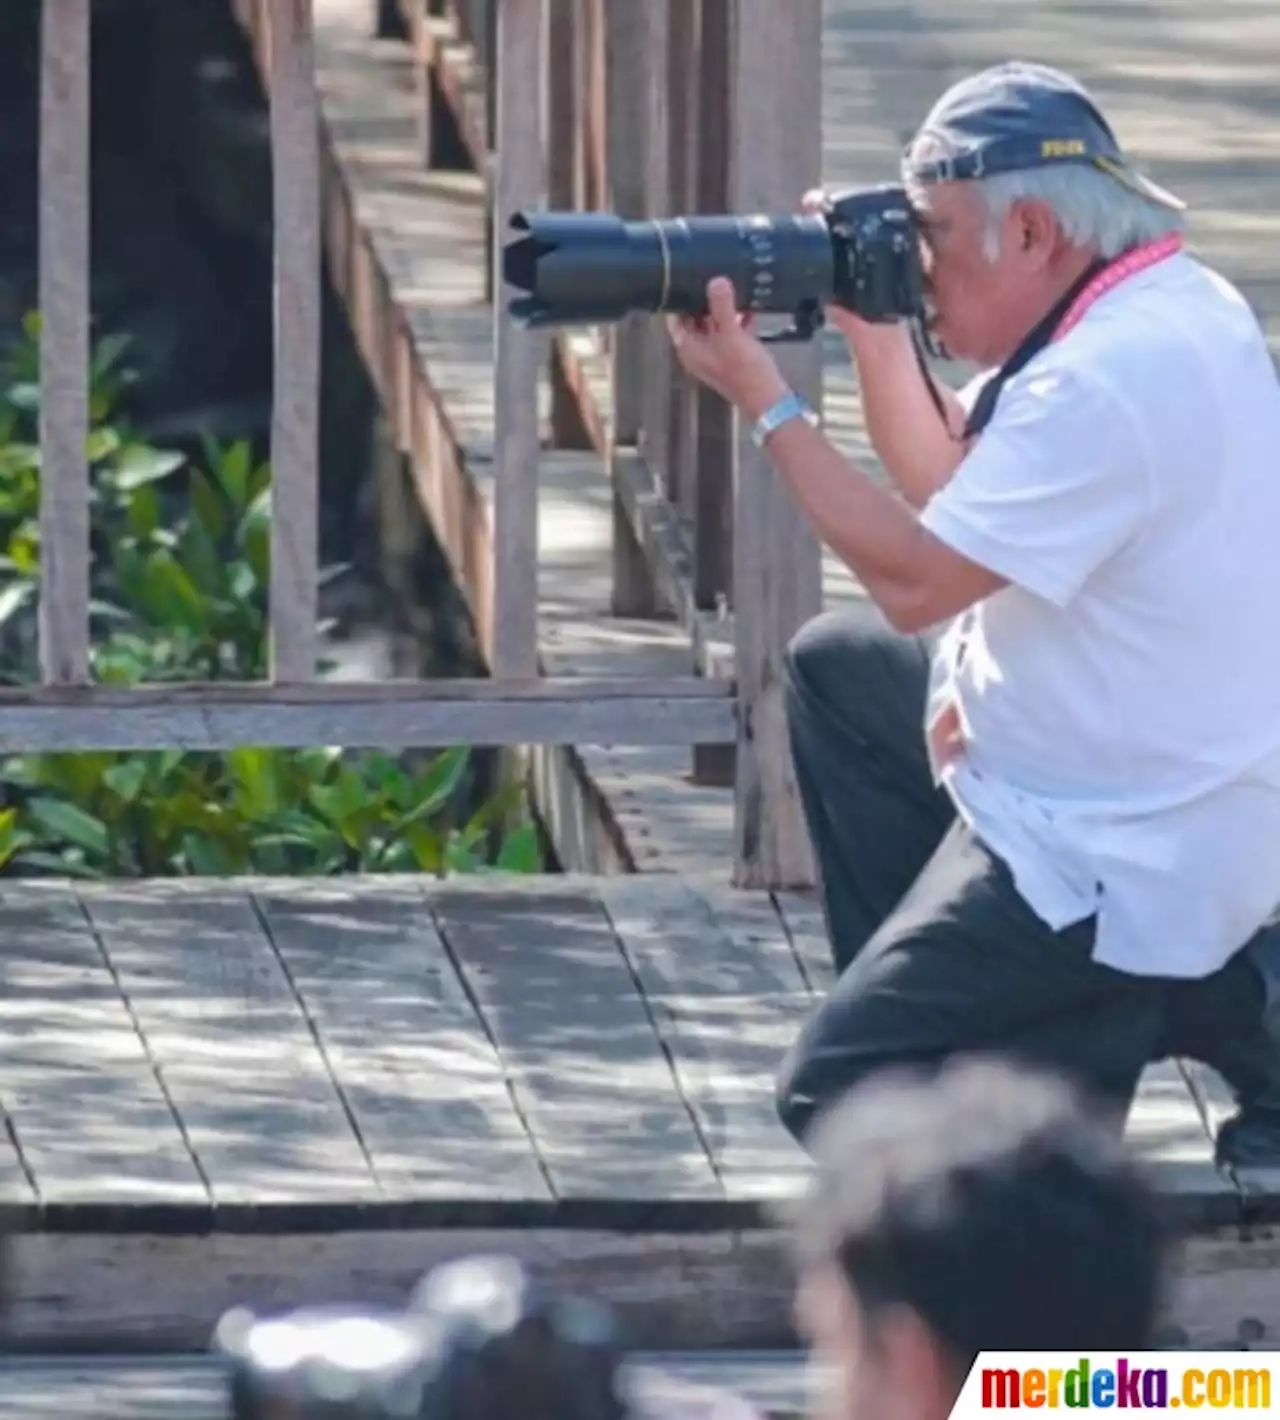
[666,278,1147,635]
[748,398,1007,633]
[842,321,971,508]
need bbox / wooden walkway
[0,873,1279,1351]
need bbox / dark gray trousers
[776,603,1277,1147]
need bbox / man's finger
[706,277,739,330]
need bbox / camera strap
[961,233,1184,441]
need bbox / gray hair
[975,162,1185,262]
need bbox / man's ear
[1017,198,1060,264]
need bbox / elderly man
[668,61,1280,1166]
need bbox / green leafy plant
[0,314,544,879]
[0,312,187,675]
[0,744,542,878]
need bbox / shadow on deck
[0,873,1278,1353]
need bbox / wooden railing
[414,0,826,884]
[5,0,822,888]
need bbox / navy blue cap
[903,61,1185,211]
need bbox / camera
[215,1254,629,1420]
[501,183,927,342]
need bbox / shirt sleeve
[919,359,1150,608]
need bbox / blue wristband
[750,390,819,447]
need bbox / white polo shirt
[919,250,1280,979]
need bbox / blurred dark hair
[786,1056,1169,1367]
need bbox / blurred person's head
[901,61,1186,366]
[787,1057,1167,1420]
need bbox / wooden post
[694,0,734,614]
[268,0,322,684]
[491,0,545,678]
[37,0,91,687]
[547,0,584,450]
[637,1,673,495]
[581,0,607,212]
[662,0,699,521]
[730,0,824,888]
[605,2,660,617]
[546,0,578,211]
[683,0,735,790]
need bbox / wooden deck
[0,873,1278,1352]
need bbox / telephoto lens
[503,209,834,331]
[502,184,927,341]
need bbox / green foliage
[0,745,542,879]
[0,314,543,880]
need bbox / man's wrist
[737,371,791,423]
[845,317,913,364]
[748,389,820,447]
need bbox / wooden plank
[2,1226,795,1353]
[729,0,824,889]
[268,0,322,682]
[0,676,737,753]
[491,0,544,677]
[82,883,377,1208]
[251,879,549,1201]
[599,877,812,1198]
[2,1223,1278,1356]
[37,0,91,686]
[425,880,722,1203]
[0,884,203,1209]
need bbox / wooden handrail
[20,0,826,886]
[384,0,828,884]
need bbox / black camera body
[216,1255,629,1420]
[823,184,927,333]
[502,182,927,342]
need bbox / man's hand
[799,188,967,507]
[799,187,886,348]
[666,278,789,420]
